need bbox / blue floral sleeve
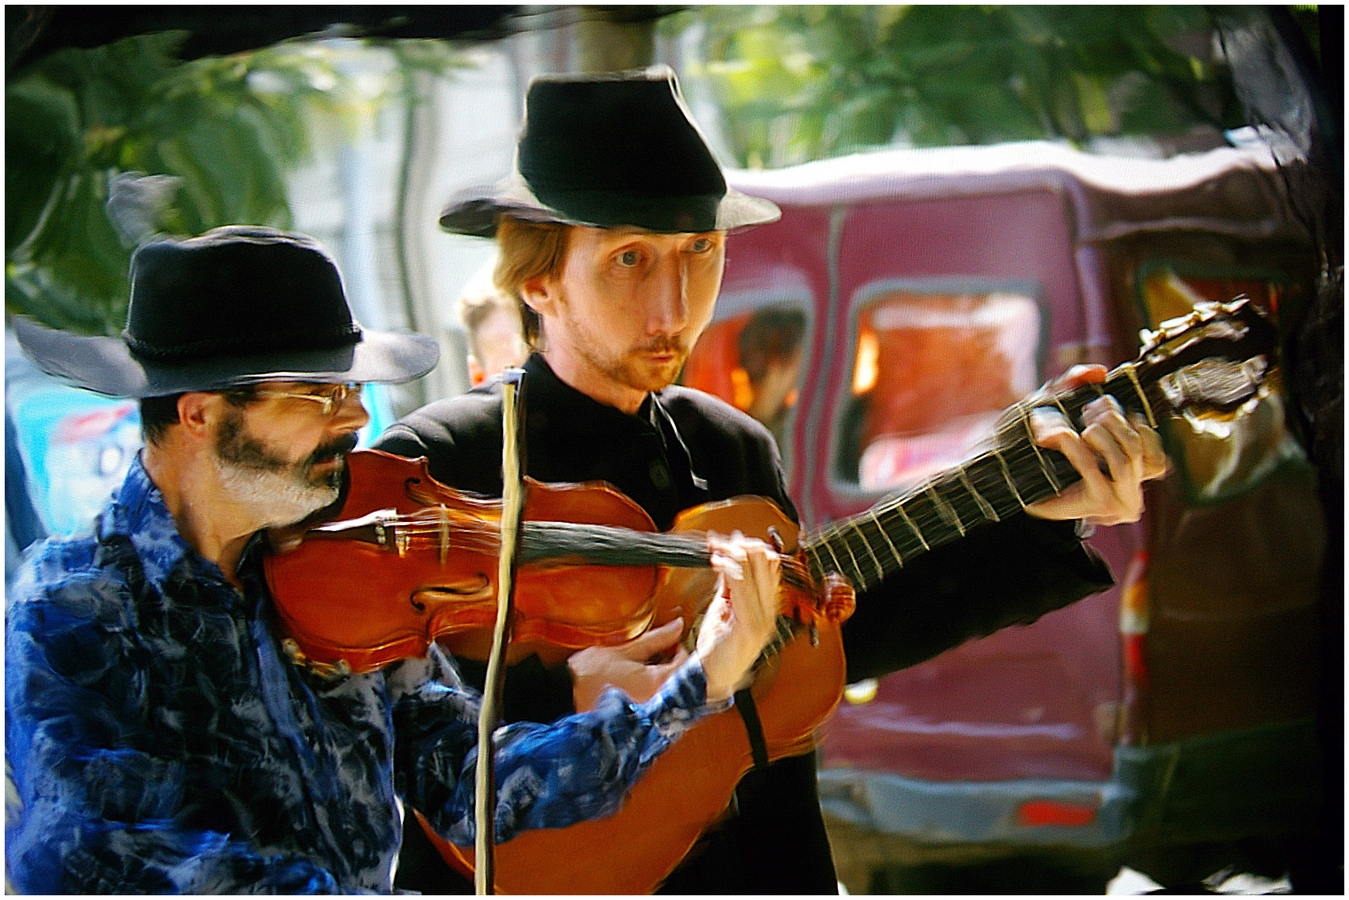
[5,542,344,894]
[394,645,725,845]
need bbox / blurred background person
[736,305,806,447]
[456,251,528,386]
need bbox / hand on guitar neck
[1021,364,1170,527]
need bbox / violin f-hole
[410,574,494,613]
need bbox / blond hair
[493,217,572,349]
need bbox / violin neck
[520,520,711,569]
[522,519,801,664]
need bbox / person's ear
[176,392,220,441]
[520,274,558,318]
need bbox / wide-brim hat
[438,65,781,238]
[12,225,439,398]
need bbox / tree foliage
[5,33,346,335]
[671,5,1248,168]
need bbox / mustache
[637,335,687,355]
[307,432,360,466]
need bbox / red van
[681,139,1324,891]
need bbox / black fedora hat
[438,65,781,237]
[13,225,439,398]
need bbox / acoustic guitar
[424,296,1278,894]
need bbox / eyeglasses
[252,383,362,417]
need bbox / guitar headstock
[1134,296,1277,421]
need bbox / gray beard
[212,407,343,528]
[213,454,340,528]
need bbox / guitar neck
[803,362,1167,591]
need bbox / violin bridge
[438,504,450,566]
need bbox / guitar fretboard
[803,363,1163,591]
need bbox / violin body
[267,450,669,672]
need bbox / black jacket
[374,353,1114,894]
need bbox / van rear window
[834,288,1041,492]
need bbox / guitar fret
[994,448,1029,508]
[895,501,930,550]
[925,484,965,537]
[837,530,867,590]
[853,520,886,585]
[1124,365,1158,428]
[1050,392,1072,422]
[1017,402,1061,493]
[868,508,903,569]
[819,535,846,580]
[959,469,999,522]
[804,542,830,583]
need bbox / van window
[1138,265,1306,503]
[682,302,808,453]
[834,288,1042,492]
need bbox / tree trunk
[575,6,656,72]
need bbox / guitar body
[422,497,850,894]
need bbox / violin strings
[361,511,819,600]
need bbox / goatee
[214,412,356,527]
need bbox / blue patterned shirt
[6,455,723,893]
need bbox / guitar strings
[808,365,1159,592]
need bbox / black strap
[734,688,770,771]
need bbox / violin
[264,449,856,677]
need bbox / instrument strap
[733,687,771,771]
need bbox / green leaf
[5,76,80,255]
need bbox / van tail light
[1119,551,1150,746]
[1016,799,1099,828]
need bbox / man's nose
[334,390,371,433]
[646,255,690,334]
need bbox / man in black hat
[6,225,787,893]
[377,68,1167,893]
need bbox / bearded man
[6,225,783,893]
[375,68,1168,893]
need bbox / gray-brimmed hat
[12,225,439,398]
[438,66,781,238]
